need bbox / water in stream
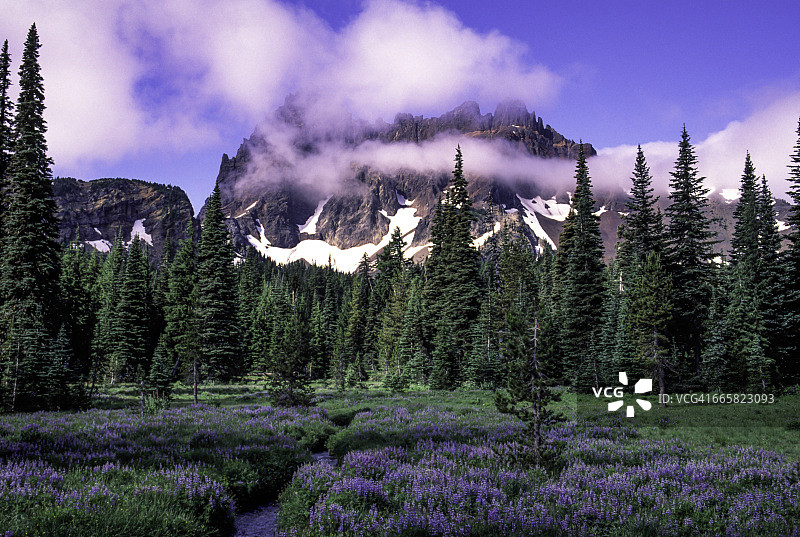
[233,451,338,537]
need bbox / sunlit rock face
[53,177,196,260]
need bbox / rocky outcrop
[204,99,791,269]
[208,99,596,261]
[53,177,195,260]
[378,100,593,159]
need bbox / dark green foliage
[430,325,458,390]
[0,39,13,239]
[267,288,313,406]
[339,255,372,386]
[558,144,605,388]
[114,237,151,383]
[783,118,800,386]
[422,147,481,388]
[787,118,800,244]
[148,334,174,400]
[617,146,665,277]
[730,153,760,268]
[164,223,197,400]
[196,184,240,381]
[47,324,84,410]
[664,126,716,382]
[723,155,782,391]
[495,289,560,466]
[0,26,62,410]
[91,234,125,389]
[624,252,673,400]
[59,238,100,378]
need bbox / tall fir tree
[617,146,665,278]
[730,153,760,268]
[0,39,13,239]
[91,234,125,390]
[0,26,62,409]
[559,143,605,388]
[113,237,151,386]
[726,155,775,390]
[267,291,312,406]
[756,175,789,384]
[164,223,198,402]
[783,118,800,385]
[340,255,371,385]
[422,146,480,387]
[60,236,99,379]
[196,184,240,381]
[664,126,716,384]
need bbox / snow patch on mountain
[517,195,557,249]
[87,239,112,253]
[526,196,571,222]
[593,205,608,217]
[298,196,331,235]
[777,220,789,232]
[248,205,422,272]
[473,222,503,248]
[130,219,153,246]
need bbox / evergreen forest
[3,25,800,413]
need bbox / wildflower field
[1,386,799,536]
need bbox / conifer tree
[0,39,13,238]
[624,252,673,402]
[617,146,665,277]
[756,175,789,384]
[47,324,78,410]
[422,146,480,387]
[148,334,174,400]
[787,118,800,245]
[399,281,428,385]
[267,293,312,406]
[701,281,733,391]
[4,307,51,411]
[164,223,198,402]
[783,118,800,384]
[60,237,99,378]
[495,285,560,466]
[730,153,759,268]
[559,144,605,388]
[341,255,371,385]
[196,183,240,381]
[91,234,125,391]
[379,270,409,386]
[0,26,61,408]
[664,126,716,382]
[114,237,151,386]
[0,25,59,312]
[726,155,777,390]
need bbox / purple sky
[1,0,799,212]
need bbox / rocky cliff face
[203,100,791,271]
[208,100,606,270]
[53,177,195,260]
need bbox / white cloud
[0,0,562,170]
[596,92,800,199]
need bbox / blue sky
[1,0,799,212]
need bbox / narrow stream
[233,451,338,537]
